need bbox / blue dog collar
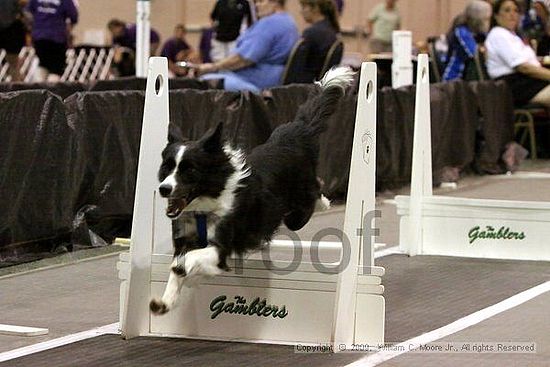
[195,214,208,248]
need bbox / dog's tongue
[166,198,187,219]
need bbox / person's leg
[47,41,67,80]
[1,20,26,82]
[200,71,260,93]
[531,84,550,108]
[223,40,237,59]
[32,40,49,82]
[369,38,385,54]
[382,41,393,53]
[34,39,66,81]
[210,39,226,62]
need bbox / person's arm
[168,59,181,76]
[516,62,550,81]
[195,53,253,75]
[366,5,379,35]
[367,19,375,35]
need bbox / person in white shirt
[367,0,400,53]
[485,0,550,107]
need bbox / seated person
[486,0,550,107]
[107,18,161,76]
[443,0,492,81]
[194,0,299,93]
[289,0,341,84]
[160,24,201,77]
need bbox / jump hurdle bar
[396,54,550,262]
[119,57,385,346]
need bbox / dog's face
[158,123,233,219]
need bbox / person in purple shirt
[108,18,161,55]
[107,18,161,76]
[160,24,200,77]
[195,0,299,92]
[26,0,78,81]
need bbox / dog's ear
[167,122,185,144]
[200,122,223,153]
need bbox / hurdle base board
[118,252,385,345]
[396,195,550,261]
[0,324,49,337]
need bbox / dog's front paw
[149,298,169,315]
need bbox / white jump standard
[396,54,550,262]
[119,57,385,346]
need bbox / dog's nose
[158,184,173,197]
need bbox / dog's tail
[295,66,355,135]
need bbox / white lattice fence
[0,49,9,82]
[0,46,114,83]
[61,46,115,82]
[19,47,39,82]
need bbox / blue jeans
[200,71,261,93]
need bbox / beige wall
[74,0,472,56]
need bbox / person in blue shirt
[443,0,492,81]
[195,0,299,93]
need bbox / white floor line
[490,171,550,180]
[0,324,48,337]
[0,251,122,280]
[374,246,402,259]
[0,322,119,362]
[344,280,550,367]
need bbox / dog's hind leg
[283,205,316,231]
[150,246,223,315]
[315,194,331,212]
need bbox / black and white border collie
[150,67,355,315]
